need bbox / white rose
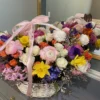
[19,53,35,66]
[79,34,89,46]
[26,46,40,56]
[56,57,68,70]
[54,43,64,51]
[53,30,66,42]
[35,36,44,44]
[45,33,53,42]
[77,62,90,73]
[60,49,68,57]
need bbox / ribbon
[0,15,63,96]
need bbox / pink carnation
[5,40,23,55]
[40,46,58,63]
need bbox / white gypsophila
[77,62,90,73]
[79,34,89,46]
[60,49,68,57]
[26,46,40,56]
[93,28,100,36]
[45,33,53,42]
[35,36,44,44]
[54,43,64,51]
[56,57,68,70]
[38,27,46,33]
[53,30,66,42]
[19,53,35,66]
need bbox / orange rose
[0,50,7,57]
[84,51,92,61]
[83,28,93,36]
[9,59,17,67]
[0,40,4,46]
[39,42,48,48]
[52,39,57,45]
[5,64,11,68]
[12,52,20,58]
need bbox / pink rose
[74,24,84,33]
[40,46,58,63]
[5,40,23,55]
[62,27,70,34]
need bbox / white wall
[0,0,37,32]
[91,0,100,19]
[46,0,92,22]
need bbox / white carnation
[56,57,68,70]
[26,46,40,56]
[45,33,53,42]
[79,34,89,46]
[35,36,44,44]
[93,28,100,36]
[54,43,64,51]
[60,49,68,57]
[53,30,66,42]
[19,53,35,66]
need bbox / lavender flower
[0,35,9,42]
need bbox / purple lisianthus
[0,63,5,73]
[44,67,61,82]
[0,35,9,42]
[86,23,93,28]
[68,45,83,59]
[70,28,78,35]
[34,30,44,38]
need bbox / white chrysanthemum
[35,36,44,44]
[60,49,68,57]
[26,46,40,56]
[0,31,8,36]
[54,43,64,51]
[79,34,89,46]
[93,28,100,36]
[56,57,68,70]
[19,53,35,66]
[45,33,53,42]
[53,30,66,42]
[77,62,90,73]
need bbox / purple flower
[0,63,5,73]
[90,33,97,44]
[68,45,83,59]
[0,35,9,42]
[86,23,93,28]
[34,30,44,38]
[70,28,78,35]
[44,67,61,82]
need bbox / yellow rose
[19,36,29,47]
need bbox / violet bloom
[0,35,9,42]
[86,23,93,28]
[70,28,78,35]
[90,33,97,44]
[44,67,61,82]
[68,45,83,59]
[34,30,44,38]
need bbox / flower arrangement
[0,14,98,97]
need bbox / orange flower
[0,40,4,46]
[84,51,92,60]
[0,50,7,57]
[9,59,17,67]
[39,42,48,48]
[83,28,93,36]
[5,64,11,68]
[52,39,57,45]
[12,52,20,58]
